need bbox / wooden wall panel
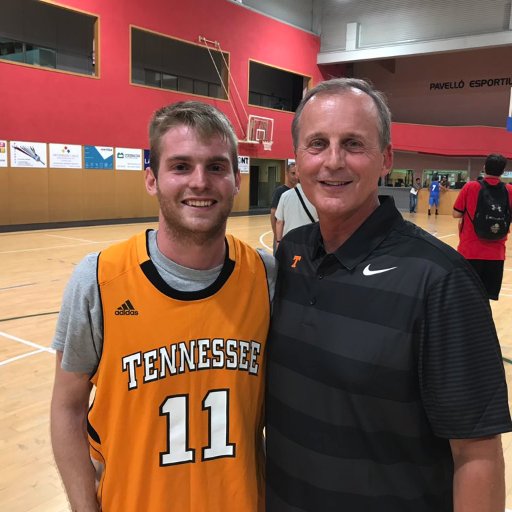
[82,170,116,220]
[48,169,84,222]
[114,171,145,218]
[0,169,9,225]
[233,174,250,213]
[8,168,49,224]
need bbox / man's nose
[324,144,346,169]
[189,166,208,189]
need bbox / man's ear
[234,169,241,195]
[145,167,157,196]
[380,144,393,178]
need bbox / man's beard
[157,190,234,246]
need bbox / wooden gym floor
[1,212,512,511]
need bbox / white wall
[318,0,511,53]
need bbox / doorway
[249,159,283,210]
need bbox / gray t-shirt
[52,230,276,374]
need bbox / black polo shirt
[266,196,511,512]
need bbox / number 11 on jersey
[160,389,236,466]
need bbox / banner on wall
[238,155,250,174]
[115,148,142,171]
[49,143,83,168]
[84,145,114,169]
[0,141,7,167]
[144,149,150,168]
[507,87,512,132]
[10,141,47,167]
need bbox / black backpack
[472,180,511,240]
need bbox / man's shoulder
[280,186,296,199]
[281,222,317,245]
[272,184,289,199]
[391,220,465,271]
[98,231,149,282]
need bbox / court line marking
[0,283,37,291]
[0,331,54,353]
[437,233,456,239]
[46,234,96,243]
[0,238,125,255]
[0,349,48,367]
[259,230,273,253]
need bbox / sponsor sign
[238,155,250,174]
[84,145,114,169]
[144,149,151,168]
[115,147,142,171]
[49,143,82,168]
[10,141,47,167]
[0,141,7,167]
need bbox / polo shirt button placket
[309,297,316,305]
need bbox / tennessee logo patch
[291,255,302,268]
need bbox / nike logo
[362,264,397,276]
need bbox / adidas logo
[115,299,139,316]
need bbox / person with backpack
[453,153,512,300]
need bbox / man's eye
[172,163,188,171]
[345,140,364,152]
[309,139,326,150]
[210,164,225,173]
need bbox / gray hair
[149,101,238,176]
[291,78,391,151]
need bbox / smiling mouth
[320,180,352,187]
[183,200,216,207]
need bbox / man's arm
[275,219,284,244]
[51,351,99,512]
[450,436,505,512]
[270,207,278,238]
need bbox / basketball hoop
[262,140,273,151]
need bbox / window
[422,170,468,189]
[0,0,97,76]
[131,27,228,100]
[249,61,309,113]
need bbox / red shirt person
[453,153,512,300]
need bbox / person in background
[270,162,298,253]
[409,176,421,213]
[274,177,318,249]
[266,77,511,512]
[453,153,512,300]
[428,173,442,215]
[51,101,275,512]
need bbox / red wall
[0,0,323,159]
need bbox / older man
[266,78,511,512]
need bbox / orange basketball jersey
[88,231,270,511]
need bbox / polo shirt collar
[312,196,403,270]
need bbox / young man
[428,173,442,215]
[453,153,512,300]
[51,101,275,512]
[266,78,511,512]
[270,162,298,253]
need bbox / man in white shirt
[275,181,318,249]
